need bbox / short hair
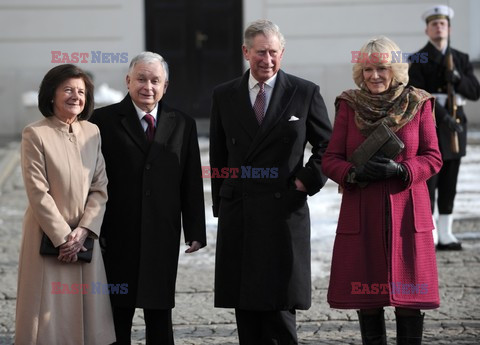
[38,64,94,120]
[243,19,286,50]
[128,51,169,81]
[426,16,451,26]
[352,36,409,89]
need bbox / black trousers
[112,306,174,345]
[235,309,298,345]
[427,159,461,214]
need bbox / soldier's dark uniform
[409,20,480,249]
[409,42,479,162]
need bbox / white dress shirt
[248,73,278,115]
[132,101,159,131]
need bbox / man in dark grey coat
[91,52,206,345]
[210,19,332,344]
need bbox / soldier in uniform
[409,5,480,250]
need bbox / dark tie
[143,113,155,142]
[253,82,266,124]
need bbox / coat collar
[247,70,297,160]
[118,94,176,155]
[49,115,81,134]
[147,103,176,160]
[227,70,296,160]
[259,69,296,135]
[229,72,259,140]
[423,41,445,66]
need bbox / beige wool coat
[15,116,115,345]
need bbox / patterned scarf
[335,83,434,136]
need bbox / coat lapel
[119,95,150,154]
[147,103,176,160]
[425,42,444,67]
[229,72,260,141]
[246,70,296,159]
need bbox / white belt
[432,93,467,107]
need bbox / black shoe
[436,242,462,251]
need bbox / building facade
[0,0,478,135]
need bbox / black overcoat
[408,42,480,160]
[210,70,332,310]
[90,95,206,309]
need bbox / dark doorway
[145,0,243,118]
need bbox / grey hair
[243,19,286,49]
[128,51,169,81]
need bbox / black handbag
[40,233,94,263]
[348,122,405,188]
[349,122,405,166]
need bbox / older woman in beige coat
[15,64,115,344]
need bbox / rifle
[446,43,460,153]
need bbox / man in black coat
[210,19,332,344]
[409,5,480,250]
[91,52,206,345]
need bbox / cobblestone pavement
[0,139,479,345]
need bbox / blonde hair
[352,36,409,88]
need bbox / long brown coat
[15,116,115,345]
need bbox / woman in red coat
[323,36,442,345]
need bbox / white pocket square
[288,115,299,121]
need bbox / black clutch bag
[40,233,94,263]
[349,122,405,166]
[348,122,405,187]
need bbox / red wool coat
[323,99,442,309]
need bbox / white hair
[128,51,169,81]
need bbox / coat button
[145,190,151,196]
[145,163,151,170]
[243,192,248,199]
[274,192,281,199]
[283,137,289,143]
